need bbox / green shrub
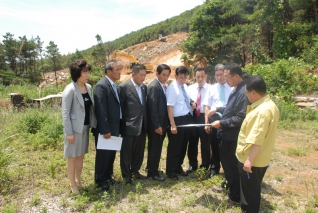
[17,109,63,149]
[245,58,317,101]
[18,109,48,134]
[41,116,63,142]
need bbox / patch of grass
[60,196,69,208]
[305,207,317,213]
[1,203,18,213]
[181,194,197,207]
[284,198,297,208]
[71,195,90,211]
[41,206,47,213]
[274,174,283,182]
[30,194,41,206]
[194,167,207,181]
[287,147,308,156]
[138,202,148,213]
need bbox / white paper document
[97,135,123,151]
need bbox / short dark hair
[132,64,146,74]
[242,72,251,81]
[104,60,120,74]
[157,64,171,74]
[175,66,189,76]
[69,59,90,82]
[214,64,225,71]
[245,75,267,95]
[224,63,242,77]
[194,67,207,75]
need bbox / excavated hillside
[40,32,188,87]
[113,32,188,83]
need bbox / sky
[0,0,203,55]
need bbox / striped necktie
[181,85,193,115]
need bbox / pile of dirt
[39,69,70,88]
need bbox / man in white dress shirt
[186,67,211,173]
[166,66,195,180]
[203,64,232,178]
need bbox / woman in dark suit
[62,59,96,194]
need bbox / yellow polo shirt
[236,95,279,167]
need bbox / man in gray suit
[93,60,122,192]
[118,64,147,184]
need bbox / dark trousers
[238,161,268,213]
[219,139,240,202]
[94,134,116,186]
[187,113,210,168]
[120,131,146,179]
[209,114,221,173]
[147,130,166,176]
[166,113,192,175]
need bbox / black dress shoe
[125,178,132,185]
[100,184,110,192]
[177,169,188,176]
[186,166,197,173]
[168,174,179,180]
[209,171,219,178]
[133,172,147,179]
[152,175,165,182]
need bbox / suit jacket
[62,82,97,136]
[93,77,122,137]
[118,79,147,136]
[147,79,168,133]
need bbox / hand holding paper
[97,134,122,151]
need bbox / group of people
[62,59,279,213]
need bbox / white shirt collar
[156,77,166,87]
[106,76,115,85]
[196,82,208,89]
[131,78,142,87]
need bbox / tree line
[0,5,200,86]
[1,0,318,86]
[181,0,318,67]
[0,33,67,85]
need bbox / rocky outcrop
[294,96,318,109]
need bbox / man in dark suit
[146,64,171,181]
[118,64,147,184]
[209,63,250,204]
[92,60,122,192]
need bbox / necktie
[181,85,193,115]
[220,84,225,106]
[136,85,143,104]
[196,86,202,116]
[163,85,167,92]
[113,83,122,119]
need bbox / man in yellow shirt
[236,75,279,213]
